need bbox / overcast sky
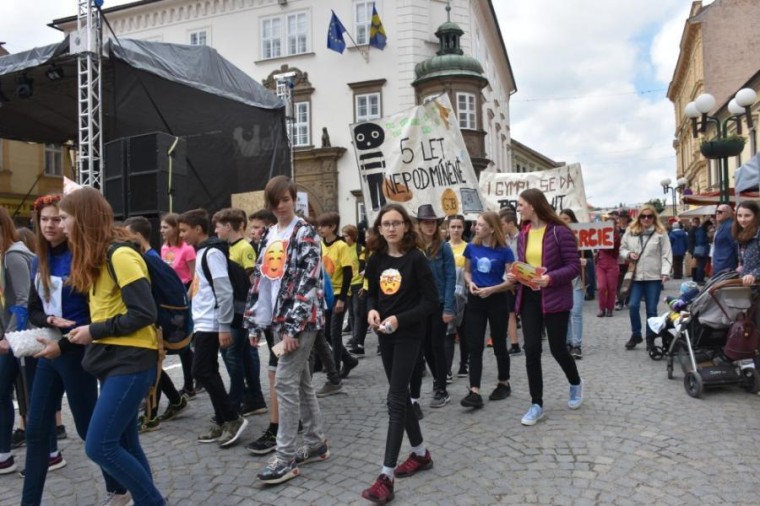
[1,0,703,208]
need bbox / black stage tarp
[0,37,290,212]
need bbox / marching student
[213,208,267,417]
[58,187,165,505]
[178,209,248,448]
[159,213,196,398]
[361,203,438,504]
[510,189,583,426]
[244,176,328,485]
[460,211,515,409]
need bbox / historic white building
[53,0,515,224]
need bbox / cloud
[494,0,691,208]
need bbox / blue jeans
[566,287,584,348]
[85,368,164,506]
[22,350,123,505]
[628,280,662,338]
[242,337,266,408]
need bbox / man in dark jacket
[668,222,689,279]
[711,204,738,276]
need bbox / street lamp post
[684,88,757,204]
[661,177,689,218]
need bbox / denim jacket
[739,230,760,280]
[425,241,456,316]
[244,219,325,339]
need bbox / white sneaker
[101,491,133,506]
[521,404,545,426]
[568,379,583,410]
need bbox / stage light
[16,75,33,99]
[46,65,64,81]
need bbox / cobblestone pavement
[3,279,760,505]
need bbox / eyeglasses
[715,210,725,214]
[640,215,655,220]
[380,220,404,229]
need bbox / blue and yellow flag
[369,5,387,50]
[327,11,347,53]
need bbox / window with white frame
[291,102,310,147]
[355,93,381,123]
[354,1,373,45]
[44,144,63,176]
[262,17,282,59]
[261,11,310,60]
[457,93,477,130]
[189,30,207,46]
[287,12,308,55]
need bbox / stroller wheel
[741,368,760,394]
[684,371,703,398]
[649,346,664,361]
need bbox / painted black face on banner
[353,123,385,150]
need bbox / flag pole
[343,29,369,63]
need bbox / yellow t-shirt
[449,241,468,269]
[347,244,362,286]
[322,239,355,293]
[526,227,546,268]
[229,238,256,270]
[90,247,157,350]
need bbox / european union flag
[369,5,387,50]
[327,11,347,54]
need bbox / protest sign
[570,222,615,250]
[349,94,485,222]
[479,164,589,221]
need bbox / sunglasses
[640,215,655,220]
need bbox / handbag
[618,233,655,300]
[724,311,760,361]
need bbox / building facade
[53,0,515,224]
[510,138,563,173]
[667,0,760,195]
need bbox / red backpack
[724,311,760,361]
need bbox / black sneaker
[246,429,277,455]
[241,400,268,417]
[430,390,450,408]
[457,365,468,378]
[508,344,522,355]
[489,383,511,401]
[11,429,25,449]
[179,387,197,400]
[349,345,365,357]
[625,334,643,350]
[56,425,68,440]
[340,358,359,379]
[295,442,330,465]
[460,390,484,409]
[412,401,424,420]
[446,372,453,384]
[571,347,583,360]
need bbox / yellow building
[667,0,760,195]
[510,138,563,173]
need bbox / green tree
[644,198,665,214]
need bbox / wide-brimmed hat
[416,204,441,221]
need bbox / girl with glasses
[620,205,672,351]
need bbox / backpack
[106,242,192,352]
[199,239,251,329]
[724,311,760,361]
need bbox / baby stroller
[665,271,760,398]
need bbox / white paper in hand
[4,328,62,357]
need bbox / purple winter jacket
[515,222,581,314]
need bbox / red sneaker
[394,450,433,478]
[361,474,395,504]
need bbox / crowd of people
[3,174,760,505]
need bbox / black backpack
[106,242,192,351]
[199,239,251,329]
